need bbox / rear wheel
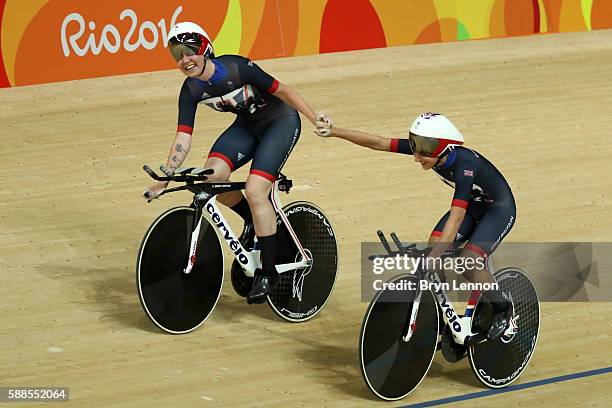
[468,267,540,387]
[267,201,338,322]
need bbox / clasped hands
[314,112,333,137]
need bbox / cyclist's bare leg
[203,157,243,207]
[460,247,510,339]
[459,248,495,284]
[245,173,277,303]
[244,174,275,237]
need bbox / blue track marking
[399,366,612,408]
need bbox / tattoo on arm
[168,141,187,173]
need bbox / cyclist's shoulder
[214,54,250,66]
[178,78,203,104]
[441,147,471,166]
[453,147,503,176]
[453,147,486,165]
[454,146,479,158]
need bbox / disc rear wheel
[267,201,338,322]
[469,267,540,387]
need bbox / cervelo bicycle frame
[375,231,516,347]
[183,178,312,277]
[403,256,517,346]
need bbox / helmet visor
[168,42,199,62]
[409,133,439,157]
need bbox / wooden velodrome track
[2,29,612,407]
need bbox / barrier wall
[1,0,611,88]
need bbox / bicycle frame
[183,178,311,277]
[402,267,479,345]
[403,257,514,346]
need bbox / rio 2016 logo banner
[0,0,232,87]
[60,7,183,58]
[1,0,612,87]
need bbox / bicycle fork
[402,288,422,342]
[184,201,204,275]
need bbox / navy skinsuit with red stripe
[177,55,300,181]
[392,140,516,257]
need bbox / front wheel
[267,201,338,322]
[136,206,224,334]
[359,274,439,401]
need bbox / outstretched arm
[238,59,319,125]
[316,115,413,154]
[323,126,392,152]
[272,83,317,125]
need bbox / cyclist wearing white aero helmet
[316,113,516,340]
[145,22,327,304]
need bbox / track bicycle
[137,165,338,334]
[359,230,540,400]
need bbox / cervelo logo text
[61,6,183,57]
[206,203,249,265]
[428,270,461,332]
